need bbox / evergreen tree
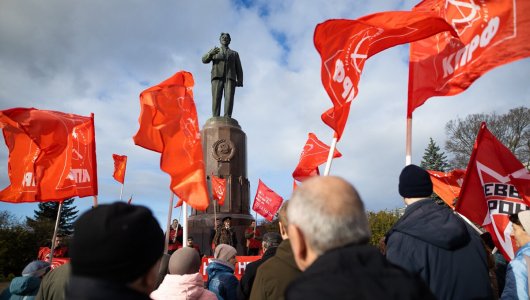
[26,198,78,246]
[420,138,450,206]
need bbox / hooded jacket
[0,276,41,300]
[151,273,217,300]
[385,198,492,300]
[206,260,238,300]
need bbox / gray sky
[1,0,529,227]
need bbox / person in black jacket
[237,232,282,300]
[285,176,435,300]
[385,164,493,300]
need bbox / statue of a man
[202,33,243,118]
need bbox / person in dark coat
[285,176,435,300]
[66,202,164,300]
[385,164,493,300]
[214,216,238,250]
[36,263,70,300]
[237,232,282,300]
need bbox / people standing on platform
[67,202,164,300]
[285,176,435,300]
[250,201,301,300]
[210,218,222,256]
[245,220,262,256]
[151,247,217,300]
[501,211,530,299]
[207,244,239,300]
[185,236,202,257]
[238,232,282,300]
[168,219,183,254]
[385,164,492,300]
[52,235,69,258]
[214,216,238,250]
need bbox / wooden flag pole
[119,183,124,201]
[182,201,188,247]
[92,195,98,208]
[164,192,174,254]
[323,137,338,176]
[254,211,258,235]
[405,117,412,165]
[48,201,64,265]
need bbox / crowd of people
[1,164,527,299]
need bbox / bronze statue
[202,33,243,118]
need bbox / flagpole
[254,211,257,235]
[323,137,338,176]
[164,192,174,254]
[406,117,412,165]
[92,195,98,208]
[119,183,124,201]
[48,201,64,265]
[182,202,188,247]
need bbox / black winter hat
[398,164,433,198]
[70,202,164,283]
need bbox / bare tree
[445,107,530,168]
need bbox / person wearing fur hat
[0,260,50,300]
[207,244,238,300]
[385,164,492,300]
[151,247,217,300]
[501,211,530,299]
[66,202,164,300]
[213,216,238,250]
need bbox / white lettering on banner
[442,17,499,78]
[22,172,36,187]
[238,261,249,274]
[332,59,355,103]
[67,169,91,183]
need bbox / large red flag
[112,154,127,184]
[314,11,456,139]
[0,108,98,202]
[252,180,283,221]
[133,71,209,211]
[408,0,530,116]
[428,169,466,208]
[292,133,342,182]
[456,123,530,260]
[210,175,226,206]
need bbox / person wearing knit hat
[0,260,50,300]
[66,202,164,300]
[385,164,492,300]
[150,247,216,300]
[206,244,238,300]
[501,210,530,299]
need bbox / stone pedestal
[188,117,252,255]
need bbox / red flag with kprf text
[252,180,283,221]
[314,11,456,140]
[292,133,341,182]
[428,169,466,209]
[456,123,530,261]
[112,154,127,184]
[408,0,530,116]
[211,175,226,206]
[0,108,98,203]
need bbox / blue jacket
[0,276,41,300]
[501,242,530,299]
[385,199,492,300]
[207,260,238,300]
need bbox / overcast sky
[1,0,529,228]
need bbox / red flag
[314,11,456,139]
[428,169,466,208]
[456,123,530,260]
[112,154,127,184]
[292,133,342,182]
[0,108,98,202]
[211,175,226,206]
[252,180,283,221]
[133,71,209,211]
[408,0,530,116]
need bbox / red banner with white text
[252,180,283,221]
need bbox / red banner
[0,108,98,202]
[133,71,209,210]
[292,133,341,182]
[428,169,466,208]
[210,175,226,206]
[112,154,127,184]
[199,256,260,281]
[38,247,70,269]
[252,180,283,221]
[314,11,455,139]
[456,123,530,260]
[408,0,530,116]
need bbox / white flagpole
[48,201,64,265]
[119,183,124,201]
[183,202,188,247]
[164,193,174,254]
[323,137,338,176]
[92,195,98,208]
[406,117,412,165]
